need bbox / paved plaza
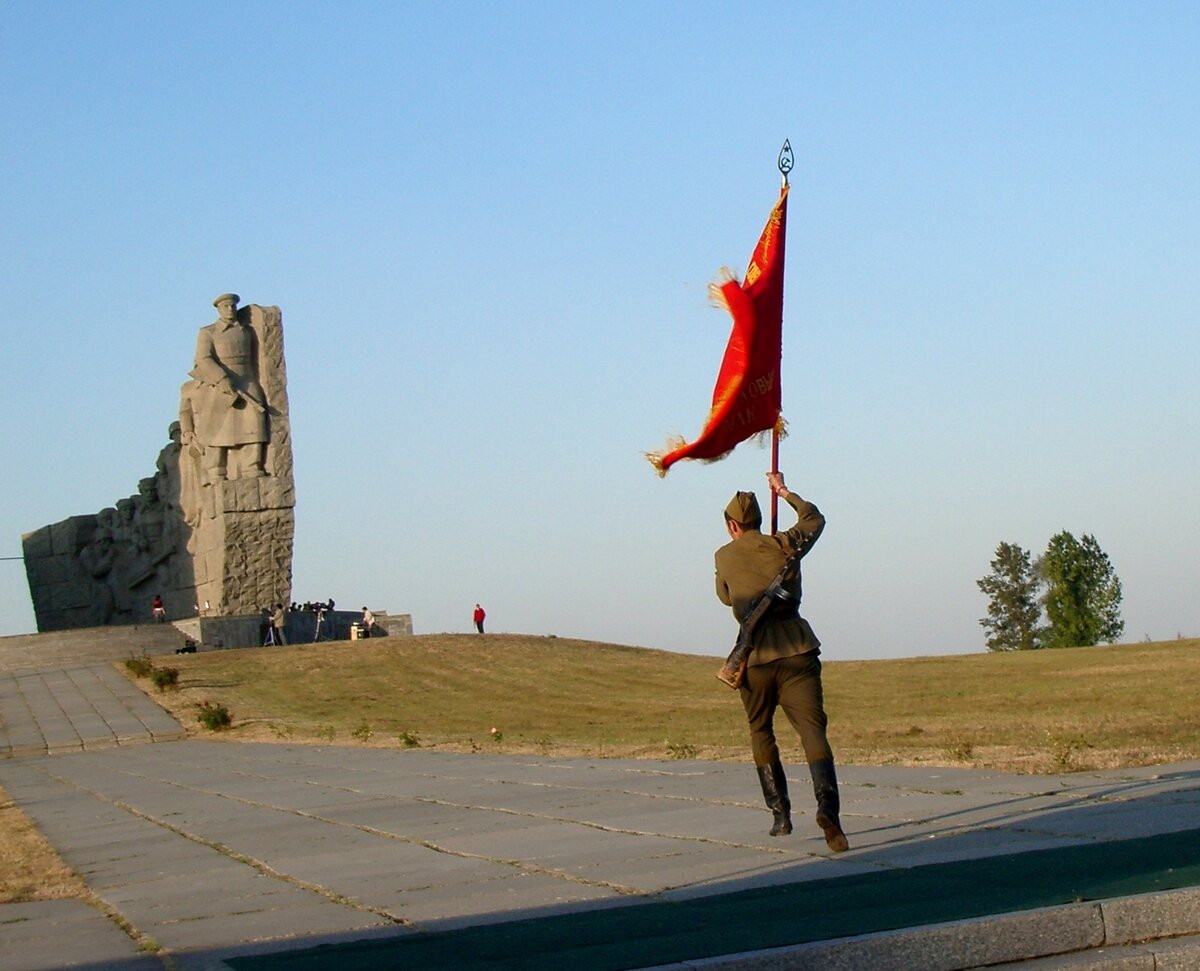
[1,652,1199,970]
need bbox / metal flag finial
[777,139,794,186]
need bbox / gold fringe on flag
[645,415,786,478]
[707,267,737,311]
[645,437,687,478]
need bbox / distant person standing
[473,603,486,634]
[361,606,374,638]
[270,603,288,645]
[151,594,166,622]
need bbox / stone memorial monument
[22,294,296,630]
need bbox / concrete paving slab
[562,843,805,892]
[1030,799,1200,840]
[662,858,875,901]
[166,926,414,971]
[0,899,160,971]
[371,869,624,927]
[140,904,391,953]
[263,849,418,887]
[860,825,1093,866]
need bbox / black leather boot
[755,761,793,836]
[809,758,849,852]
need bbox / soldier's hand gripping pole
[716,550,801,688]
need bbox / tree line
[977,532,1123,651]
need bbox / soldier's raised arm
[767,471,824,556]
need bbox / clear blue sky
[2,2,1197,659]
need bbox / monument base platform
[174,610,413,650]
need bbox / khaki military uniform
[715,491,834,767]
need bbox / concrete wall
[174,610,413,650]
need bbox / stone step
[979,932,1200,968]
[0,624,191,673]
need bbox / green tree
[1037,531,1124,648]
[977,542,1043,651]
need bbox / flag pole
[771,139,793,535]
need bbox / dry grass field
[4,632,1198,904]
[137,632,1200,773]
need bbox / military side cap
[213,292,240,307]
[725,491,760,524]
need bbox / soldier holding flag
[715,472,848,851]
[651,145,850,850]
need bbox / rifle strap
[739,548,801,631]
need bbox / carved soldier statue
[22,292,294,631]
[184,293,270,482]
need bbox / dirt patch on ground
[0,783,89,904]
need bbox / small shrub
[489,727,504,743]
[125,655,154,678]
[270,723,293,740]
[150,667,179,691]
[946,738,975,762]
[1049,733,1091,770]
[397,730,420,748]
[197,701,231,731]
[351,723,373,742]
[666,740,698,760]
[315,724,335,741]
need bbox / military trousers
[738,651,833,767]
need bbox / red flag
[649,185,789,475]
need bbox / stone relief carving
[22,295,295,631]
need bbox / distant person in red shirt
[151,594,166,622]
[473,604,486,634]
